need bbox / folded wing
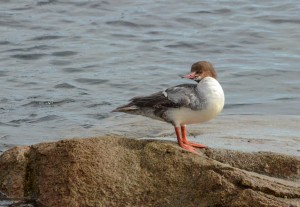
[113,84,202,112]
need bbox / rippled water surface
[1,0,300,155]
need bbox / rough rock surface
[0,136,299,207]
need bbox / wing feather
[130,84,198,109]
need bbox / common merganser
[113,61,225,154]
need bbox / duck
[113,61,225,154]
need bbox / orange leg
[175,126,199,155]
[181,125,207,148]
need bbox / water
[1,0,300,156]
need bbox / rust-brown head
[182,61,217,82]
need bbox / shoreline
[1,114,300,157]
[98,114,300,156]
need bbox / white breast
[167,77,225,126]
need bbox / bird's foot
[183,141,207,148]
[179,143,201,155]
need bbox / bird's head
[182,61,217,82]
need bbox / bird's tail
[112,104,139,113]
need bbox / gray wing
[130,84,202,110]
[164,84,204,110]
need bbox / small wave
[23,99,75,107]
[30,35,64,41]
[62,67,84,73]
[9,115,60,124]
[82,64,99,69]
[86,113,109,120]
[11,6,33,11]
[0,71,7,77]
[146,31,161,35]
[87,102,111,108]
[31,115,60,123]
[190,8,232,14]
[50,60,71,66]
[142,39,164,43]
[106,20,154,28]
[37,0,56,6]
[274,97,298,101]
[0,19,23,28]
[54,83,76,89]
[189,10,212,14]
[0,122,18,127]
[0,98,8,102]
[51,51,77,57]
[75,78,109,85]
[224,103,260,109]
[225,44,241,48]
[0,135,9,140]
[5,45,54,53]
[165,42,198,49]
[81,124,93,129]
[213,8,232,14]
[106,20,139,27]
[88,0,110,8]
[10,54,47,60]
[268,19,300,24]
[9,118,31,124]
[108,83,131,88]
[111,33,137,38]
[0,41,11,45]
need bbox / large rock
[0,136,299,207]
